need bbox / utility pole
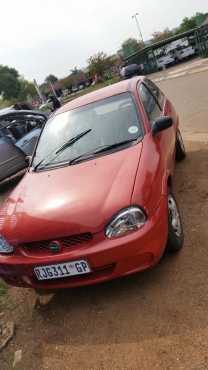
[132,13,144,44]
[33,79,45,104]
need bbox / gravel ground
[0,65,208,370]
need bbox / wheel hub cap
[168,195,182,237]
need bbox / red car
[0,77,186,290]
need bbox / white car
[176,46,195,60]
[157,54,175,69]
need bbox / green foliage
[121,38,142,57]
[87,52,114,78]
[195,12,208,27]
[176,12,208,34]
[45,74,58,84]
[18,79,37,100]
[0,64,37,104]
[0,65,21,100]
[70,67,79,75]
[151,12,208,44]
[177,16,197,34]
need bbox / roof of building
[124,28,199,61]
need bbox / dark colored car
[0,110,47,184]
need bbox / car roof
[57,76,144,114]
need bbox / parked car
[0,110,47,184]
[156,54,176,69]
[0,77,186,290]
[174,46,196,61]
[121,64,142,79]
[71,86,79,93]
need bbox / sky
[0,0,207,83]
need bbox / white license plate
[34,260,91,281]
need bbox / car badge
[49,241,61,253]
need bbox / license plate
[34,260,91,281]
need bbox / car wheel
[175,129,186,161]
[166,191,184,253]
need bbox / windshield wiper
[34,129,92,171]
[69,138,138,165]
[55,129,92,155]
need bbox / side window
[144,79,164,108]
[138,83,161,126]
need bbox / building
[124,25,208,74]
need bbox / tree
[195,12,208,27]
[121,38,143,58]
[152,28,173,43]
[176,16,197,34]
[176,13,208,34]
[45,74,58,84]
[150,12,208,43]
[87,52,114,78]
[70,67,79,75]
[18,79,37,100]
[0,65,21,100]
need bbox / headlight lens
[105,206,147,239]
[0,236,14,254]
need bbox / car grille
[23,233,93,250]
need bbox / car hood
[0,143,143,243]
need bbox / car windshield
[32,92,143,169]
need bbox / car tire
[175,129,186,161]
[166,191,184,253]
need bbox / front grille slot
[23,233,93,250]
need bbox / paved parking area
[152,57,208,83]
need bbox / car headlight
[105,206,147,239]
[0,235,14,254]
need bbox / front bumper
[0,196,168,289]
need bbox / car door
[0,138,27,182]
[144,79,178,125]
[16,128,41,156]
[138,80,176,179]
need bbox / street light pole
[132,13,144,44]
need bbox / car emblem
[49,241,61,253]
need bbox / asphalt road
[1,65,208,370]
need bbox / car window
[32,92,143,168]
[144,79,164,108]
[138,83,161,127]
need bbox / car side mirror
[152,116,173,136]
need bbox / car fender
[131,133,174,216]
